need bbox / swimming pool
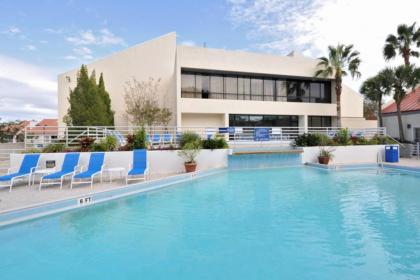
[1,167,420,279]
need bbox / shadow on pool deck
[0,173,177,212]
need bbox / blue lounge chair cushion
[128,167,147,176]
[128,149,147,176]
[73,153,104,179]
[42,153,80,180]
[0,154,40,181]
[74,170,100,179]
[0,172,23,181]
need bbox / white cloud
[0,55,57,120]
[1,26,21,35]
[21,44,37,51]
[180,40,197,47]
[66,28,126,46]
[228,0,420,92]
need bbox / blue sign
[228,127,236,134]
[254,128,270,141]
[218,127,228,134]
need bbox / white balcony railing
[23,126,387,149]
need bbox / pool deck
[0,173,176,213]
[385,158,420,168]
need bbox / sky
[0,0,419,121]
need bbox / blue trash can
[385,145,399,163]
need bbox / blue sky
[0,0,419,121]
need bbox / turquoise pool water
[1,167,420,279]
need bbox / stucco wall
[58,33,178,127]
[302,145,386,164]
[58,32,371,129]
[10,149,228,176]
[181,113,226,127]
[383,113,420,142]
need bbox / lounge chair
[39,153,80,190]
[71,152,104,189]
[163,132,172,144]
[0,154,40,192]
[152,133,161,145]
[126,149,148,184]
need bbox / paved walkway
[0,173,176,212]
[385,158,420,168]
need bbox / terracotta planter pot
[184,162,197,173]
[318,156,330,165]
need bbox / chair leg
[9,180,13,192]
[60,178,63,190]
[39,178,42,191]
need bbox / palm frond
[383,43,396,60]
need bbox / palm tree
[360,68,394,127]
[383,22,420,66]
[315,44,361,127]
[390,64,420,142]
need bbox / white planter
[302,145,387,164]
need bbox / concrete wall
[58,33,178,127]
[302,145,386,164]
[181,113,226,127]
[58,32,373,129]
[10,149,228,176]
[383,113,420,142]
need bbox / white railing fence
[23,126,387,149]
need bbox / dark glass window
[229,114,299,127]
[210,75,223,99]
[251,78,263,101]
[180,70,331,104]
[264,79,275,101]
[308,116,332,127]
[238,77,251,100]
[181,73,196,98]
[224,76,238,100]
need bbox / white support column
[299,115,308,134]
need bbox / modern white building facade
[58,32,376,129]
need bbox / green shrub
[91,135,117,152]
[334,128,351,145]
[202,134,228,149]
[368,135,397,145]
[133,127,147,149]
[42,143,65,153]
[351,136,369,145]
[180,131,201,148]
[294,133,320,146]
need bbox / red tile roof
[28,119,58,134]
[382,87,420,114]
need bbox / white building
[58,32,375,130]
[383,87,420,143]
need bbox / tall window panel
[275,80,287,101]
[224,76,238,100]
[181,73,196,98]
[263,79,275,101]
[238,77,251,100]
[210,75,223,99]
[251,78,263,101]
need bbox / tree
[64,65,114,126]
[315,44,361,127]
[383,22,420,66]
[360,68,394,127]
[389,64,420,142]
[98,73,115,126]
[363,99,378,121]
[124,77,172,127]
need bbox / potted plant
[318,147,334,164]
[177,140,201,172]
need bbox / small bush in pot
[318,147,335,164]
[177,140,201,172]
